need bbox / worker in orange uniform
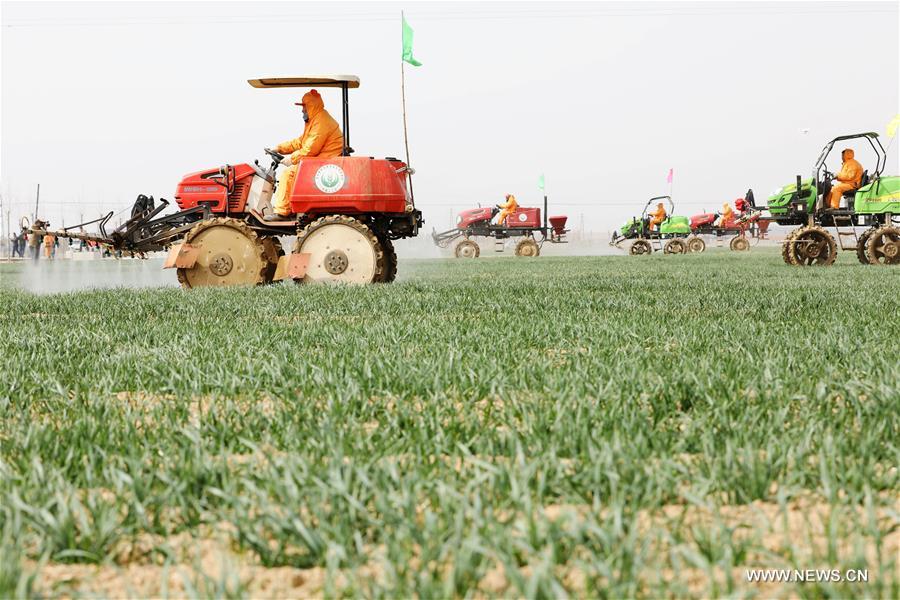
[827,149,863,209]
[43,232,55,259]
[494,194,519,227]
[648,202,667,231]
[716,202,734,227]
[265,89,344,221]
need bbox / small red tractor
[431,196,568,257]
[684,191,770,252]
[29,75,422,286]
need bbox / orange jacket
[649,204,666,221]
[276,90,344,164]
[835,149,863,188]
[499,194,519,211]
[722,204,734,221]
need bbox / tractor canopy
[248,75,360,89]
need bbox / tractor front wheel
[630,239,652,256]
[788,225,837,266]
[782,228,799,264]
[293,215,386,284]
[514,238,540,257]
[729,235,750,252]
[663,239,687,254]
[856,227,876,265]
[686,236,706,253]
[455,239,480,258]
[865,226,900,265]
[176,217,269,289]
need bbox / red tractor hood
[457,207,493,229]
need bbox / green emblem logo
[314,164,346,194]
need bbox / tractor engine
[174,164,272,215]
[456,207,495,229]
[690,213,717,229]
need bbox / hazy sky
[1,1,898,234]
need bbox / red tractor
[683,190,770,252]
[431,196,568,257]
[30,75,422,286]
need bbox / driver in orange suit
[648,202,667,231]
[266,89,344,221]
[828,149,863,210]
[495,194,519,227]
[716,202,734,227]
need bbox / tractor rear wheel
[293,215,386,284]
[176,217,269,289]
[729,235,750,252]
[455,239,480,258]
[686,236,706,253]
[856,227,875,265]
[781,228,799,264]
[630,239,652,255]
[514,238,540,257]
[663,238,687,254]
[865,226,900,265]
[788,225,837,266]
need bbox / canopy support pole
[341,82,351,156]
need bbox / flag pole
[401,11,415,203]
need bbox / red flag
[666,168,673,184]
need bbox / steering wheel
[264,148,284,161]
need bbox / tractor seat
[842,170,868,198]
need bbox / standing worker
[265,89,344,221]
[43,232,55,260]
[648,202,667,231]
[17,226,27,257]
[18,225,28,258]
[28,221,43,260]
[828,149,863,209]
[494,194,519,227]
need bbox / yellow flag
[887,114,900,138]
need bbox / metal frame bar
[59,212,113,234]
[124,206,208,249]
[813,133,886,200]
[341,82,351,156]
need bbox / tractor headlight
[456,215,462,224]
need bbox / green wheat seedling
[0,251,897,597]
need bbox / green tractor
[610,195,693,255]
[767,132,900,265]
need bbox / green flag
[402,15,422,67]
[538,174,545,191]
